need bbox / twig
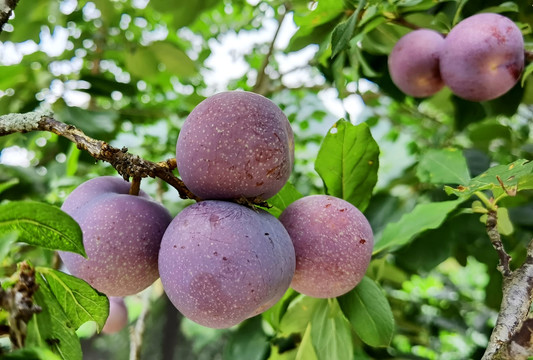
[0,0,20,32]
[129,288,152,360]
[0,112,201,201]
[486,209,512,277]
[0,262,42,349]
[252,7,288,95]
[129,177,141,196]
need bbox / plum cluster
[388,13,524,101]
[59,91,374,329]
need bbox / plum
[388,29,445,97]
[102,297,129,334]
[176,91,294,201]
[158,200,295,328]
[440,13,524,101]
[279,195,374,298]
[59,176,173,297]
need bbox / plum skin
[279,195,374,298]
[102,297,129,334]
[176,91,294,201]
[388,29,445,97]
[158,200,295,329]
[440,13,524,101]
[59,176,173,297]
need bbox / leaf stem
[474,191,496,211]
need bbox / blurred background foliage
[1,0,533,359]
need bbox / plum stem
[129,177,141,196]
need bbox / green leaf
[262,288,299,331]
[480,2,519,14]
[279,296,323,335]
[338,277,394,347]
[26,275,83,360]
[445,159,533,199]
[0,178,19,195]
[125,47,159,79]
[36,267,109,332]
[66,143,81,177]
[521,62,533,87]
[295,324,318,360]
[0,201,85,256]
[0,231,18,261]
[310,299,354,360]
[374,199,464,254]
[150,42,197,77]
[416,148,471,185]
[0,347,62,360]
[267,182,303,217]
[315,120,380,212]
[223,317,269,360]
[331,6,361,58]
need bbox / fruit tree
[0,1,532,360]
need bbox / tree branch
[486,209,512,277]
[0,0,19,33]
[0,111,270,207]
[0,111,201,201]
[482,211,533,360]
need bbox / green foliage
[36,268,109,333]
[0,201,85,257]
[1,0,533,359]
[338,277,394,347]
[315,120,379,212]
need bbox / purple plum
[279,195,374,298]
[59,176,173,296]
[388,29,445,97]
[440,13,524,101]
[158,200,295,328]
[176,91,294,201]
[102,297,128,334]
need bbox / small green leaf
[37,267,109,332]
[66,143,81,177]
[262,288,299,331]
[26,275,83,360]
[0,231,18,261]
[521,62,533,87]
[374,199,464,254]
[279,296,323,335]
[310,299,354,360]
[480,207,514,236]
[0,178,19,195]
[445,159,533,199]
[0,201,85,256]
[315,120,380,212]
[267,182,303,217]
[150,42,197,77]
[125,47,159,79]
[417,148,471,185]
[338,277,394,347]
[295,324,318,360]
[331,10,359,57]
